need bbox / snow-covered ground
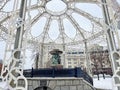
[0,81,9,90]
[93,77,112,90]
[93,75,118,90]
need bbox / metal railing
[23,67,93,85]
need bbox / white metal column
[1,0,28,89]
[101,0,120,89]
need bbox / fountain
[49,49,63,69]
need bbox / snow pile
[93,75,118,90]
[93,77,112,89]
[0,82,9,90]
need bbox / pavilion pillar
[101,0,120,89]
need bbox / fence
[23,67,93,85]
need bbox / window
[68,65,72,68]
[74,59,77,61]
[68,58,71,61]
[72,52,77,54]
[74,62,77,64]
[68,62,71,64]
[80,62,84,64]
[67,52,71,54]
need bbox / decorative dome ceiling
[29,0,104,45]
[0,0,106,45]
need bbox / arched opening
[34,86,52,90]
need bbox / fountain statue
[49,49,63,68]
